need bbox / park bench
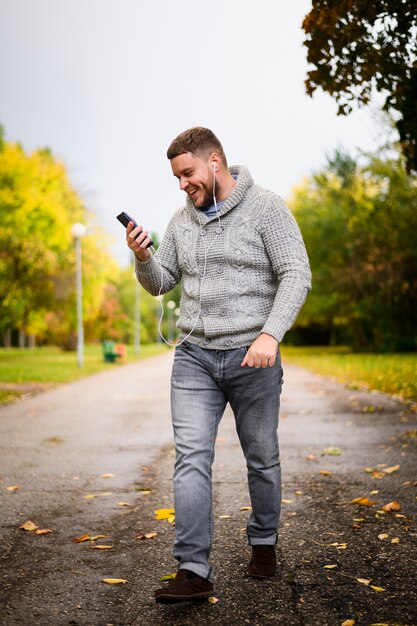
[102,340,126,363]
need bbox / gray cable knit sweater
[135,165,312,349]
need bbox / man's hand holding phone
[126,221,152,262]
[116,212,153,262]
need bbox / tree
[289,147,417,351]
[302,0,417,173]
[0,132,118,347]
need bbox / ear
[210,153,220,172]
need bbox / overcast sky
[0,0,383,265]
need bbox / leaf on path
[382,500,401,512]
[319,470,332,476]
[91,545,113,549]
[137,487,152,493]
[378,533,389,540]
[382,464,400,474]
[19,520,38,531]
[306,454,318,461]
[351,497,377,506]
[90,535,108,541]
[353,518,365,522]
[83,492,113,499]
[6,485,20,491]
[101,473,114,478]
[282,499,293,504]
[219,515,231,519]
[73,533,91,543]
[331,542,347,550]
[324,564,337,569]
[341,620,355,626]
[117,502,131,507]
[73,534,108,543]
[154,508,175,520]
[240,506,252,511]
[370,585,385,592]
[295,490,303,496]
[102,578,128,584]
[208,596,219,604]
[322,447,343,456]
[390,537,400,544]
[365,467,376,473]
[35,528,53,535]
[357,578,371,586]
[137,532,158,540]
[160,573,176,582]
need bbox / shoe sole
[155,591,213,604]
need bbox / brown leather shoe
[154,569,214,603]
[248,545,276,578]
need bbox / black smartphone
[116,211,153,248]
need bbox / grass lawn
[0,343,168,405]
[281,345,417,404]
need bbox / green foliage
[281,345,417,402]
[0,134,119,347]
[303,0,417,173]
[290,148,417,351]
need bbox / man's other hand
[241,333,279,368]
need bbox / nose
[179,176,189,191]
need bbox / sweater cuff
[261,319,288,344]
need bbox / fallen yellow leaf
[35,529,53,535]
[240,506,252,511]
[324,564,337,569]
[322,447,343,456]
[19,520,38,531]
[370,585,385,592]
[378,533,389,540]
[73,533,91,543]
[83,492,113,499]
[357,578,371,586]
[117,502,130,507]
[390,537,400,544]
[137,532,158,540]
[102,578,128,584]
[160,573,176,582]
[319,470,332,476]
[208,596,219,604]
[382,464,400,474]
[351,497,377,506]
[382,500,401,512]
[154,508,175,520]
[91,545,113,549]
[282,499,293,504]
[101,473,114,478]
[6,485,20,491]
[341,620,355,626]
[90,535,108,541]
[295,490,303,496]
[219,515,231,519]
[331,542,347,550]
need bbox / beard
[192,177,219,209]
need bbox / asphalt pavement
[0,350,416,626]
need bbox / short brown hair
[167,127,228,168]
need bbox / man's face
[170,152,214,209]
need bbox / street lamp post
[134,279,141,355]
[71,222,86,368]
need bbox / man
[126,127,311,603]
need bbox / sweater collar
[186,164,253,223]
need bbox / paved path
[0,352,416,625]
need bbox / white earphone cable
[153,160,221,347]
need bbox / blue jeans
[170,340,283,581]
